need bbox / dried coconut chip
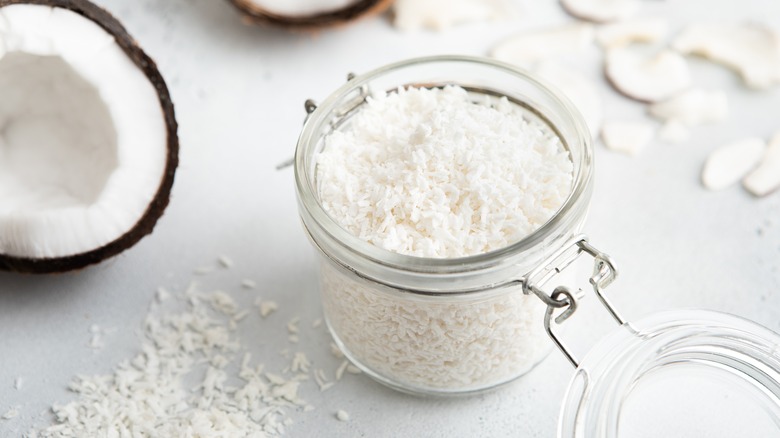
[702,138,766,191]
[601,121,655,156]
[560,0,639,23]
[648,89,728,126]
[491,23,595,67]
[673,22,780,90]
[336,410,350,422]
[743,132,780,197]
[605,47,691,102]
[596,18,669,49]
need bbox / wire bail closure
[523,235,624,368]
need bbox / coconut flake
[393,0,513,31]
[560,0,639,23]
[672,22,780,89]
[241,279,257,289]
[601,121,655,156]
[336,410,350,422]
[218,255,233,268]
[1,408,18,420]
[14,377,23,390]
[596,18,669,49]
[743,132,780,197]
[648,89,729,126]
[702,138,766,191]
[258,300,278,317]
[491,23,595,68]
[535,61,603,138]
[605,47,691,102]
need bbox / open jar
[295,56,593,394]
[293,56,780,433]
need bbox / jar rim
[295,55,594,274]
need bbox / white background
[1,0,780,436]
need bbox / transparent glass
[559,310,780,437]
[294,56,593,395]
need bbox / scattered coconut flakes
[743,132,780,197]
[289,335,299,344]
[672,22,780,90]
[560,0,639,23]
[601,120,655,156]
[210,291,238,315]
[291,353,311,374]
[491,23,595,68]
[702,138,766,191]
[596,18,669,49]
[605,47,691,102]
[335,361,349,381]
[313,369,334,392]
[335,410,350,422]
[648,89,729,127]
[535,60,603,138]
[218,255,234,268]
[155,287,171,303]
[330,342,345,359]
[346,365,362,375]
[258,300,279,318]
[287,317,300,334]
[311,318,323,329]
[2,408,19,420]
[658,120,691,144]
[233,309,250,322]
[14,377,23,390]
[34,282,314,437]
[393,0,514,31]
[241,279,257,289]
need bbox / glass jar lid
[557,309,780,438]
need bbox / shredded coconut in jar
[313,85,574,391]
[316,85,573,258]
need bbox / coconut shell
[0,0,179,274]
[227,0,393,29]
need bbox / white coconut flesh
[241,0,356,16]
[605,47,691,102]
[0,5,167,260]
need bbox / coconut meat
[239,0,356,16]
[0,5,167,260]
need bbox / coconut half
[0,0,178,273]
[227,0,392,29]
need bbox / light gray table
[2,0,779,436]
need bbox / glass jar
[558,309,780,438]
[294,55,593,394]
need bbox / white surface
[1,0,779,436]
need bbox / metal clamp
[523,235,624,368]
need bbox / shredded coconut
[218,255,234,268]
[335,410,350,422]
[313,85,571,391]
[14,377,23,390]
[241,279,257,289]
[2,408,19,420]
[33,287,313,437]
[316,85,572,258]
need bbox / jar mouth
[295,55,593,275]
